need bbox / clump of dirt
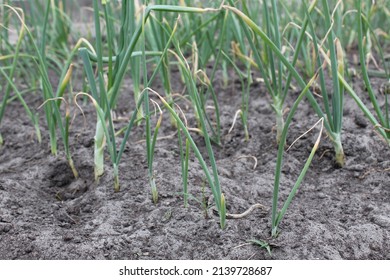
[0,69,389,260]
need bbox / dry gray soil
[0,67,390,260]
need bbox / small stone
[218,166,232,178]
[0,223,12,233]
[122,221,131,227]
[317,192,326,199]
[371,215,390,228]
[74,237,82,243]
[63,234,73,242]
[354,114,368,128]
[25,245,33,253]
[28,234,36,241]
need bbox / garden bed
[1,68,389,260]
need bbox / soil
[1,64,390,260]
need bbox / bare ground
[0,69,389,260]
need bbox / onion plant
[0,4,96,178]
[173,3,225,145]
[221,10,253,141]
[83,1,219,182]
[303,1,389,146]
[356,0,390,144]
[271,73,324,237]
[306,0,346,166]
[168,39,226,228]
[226,0,348,166]
[223,2,341,235]
[224,0,390,234]
[302,1,389,147]
[0,6,41,145]
[227,0,288,144]
[79,2,227,227]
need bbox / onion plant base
[332,135,345,168]
[93,120,106,182]
[67,157,79,179]
[114,164,120,192]
[150,178,159,204]
[335,149,345,168]
[94,153,104,182]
